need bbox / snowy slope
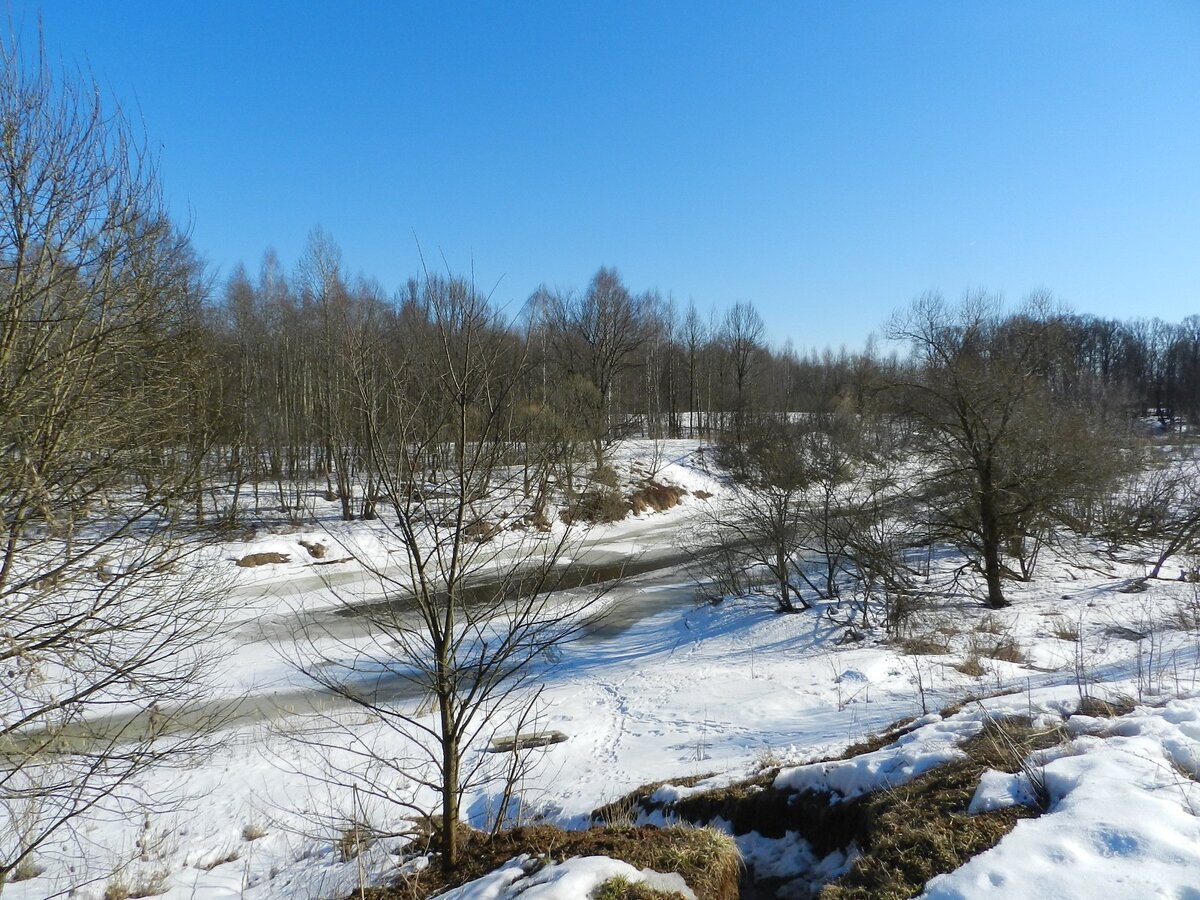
[10,440,1200,899]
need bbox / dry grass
[629,481,687,515]
[1170,595,1200,631]
[587,713,1069,899]
[235,551,290,567]
[817,718,1065,899]
[972,635,1026,665]
[896,635,951,656]
[976,613,1006,635]
[1046,615,1080,642]
[336,820,376,861]
[934,621,963,639]
[953,655,987,677]
[591,772,718,826]
[102,870,170,900]
[592,876,688,900]
[371,825,739,900]
[298,539,327,558]
[833,719,928,762]
[563,489,630,524]
[9,856,42,882]
[1075,695,1137,718]
[196,848,240,871]
[463,519,501,542]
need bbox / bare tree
[678,302,707,437]
[700,410,919,627]
[545,267,648,461]
[721,302,765,442]
[887,291,1124,608]
[0,36,221,886]
[699,421,814,613]
[291,276,604,872]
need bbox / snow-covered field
[11,441,1200,899]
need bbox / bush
[565,489,630,524]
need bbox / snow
[773,712,975,799]
[923,695,1200,900]
[731,827,853,898]
[433,856,695,900]
[967,768,1041,814]
[10,439,1200,899]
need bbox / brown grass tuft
[463,519,501,542]
[1075,695,1137,718]
[954,655,987,677]
[896,635,951,656]
[592,876,688,900]
[563,489,630,524]
[629,481,687,515]
[236,551,290,567]
[1046,615,1080,642]
[974,636,1026,665]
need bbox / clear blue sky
[13,1,1200,349]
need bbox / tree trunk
[440,718,459,871]
[777,547,793,612]
[978,469,1009,608]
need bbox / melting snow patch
[435,855,695,900]
[774,715,982,800]
[968,769,1041,814]
[734,828,853,899]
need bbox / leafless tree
[678,302,708,437]
[887,291,1126,608]
[721,302,765,442]
[700,411,919,627]
[697,420,815,613]
[0,36,222,886]
[544,267,649,461]
[290,276,605,872]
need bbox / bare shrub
[897,635,951,656]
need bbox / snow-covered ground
[11,440,1200,899]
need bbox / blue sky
[13,2,1200,348]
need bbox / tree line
[183,236,1200,527]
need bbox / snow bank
[923,696,1200,899]
[774,714,980,800]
